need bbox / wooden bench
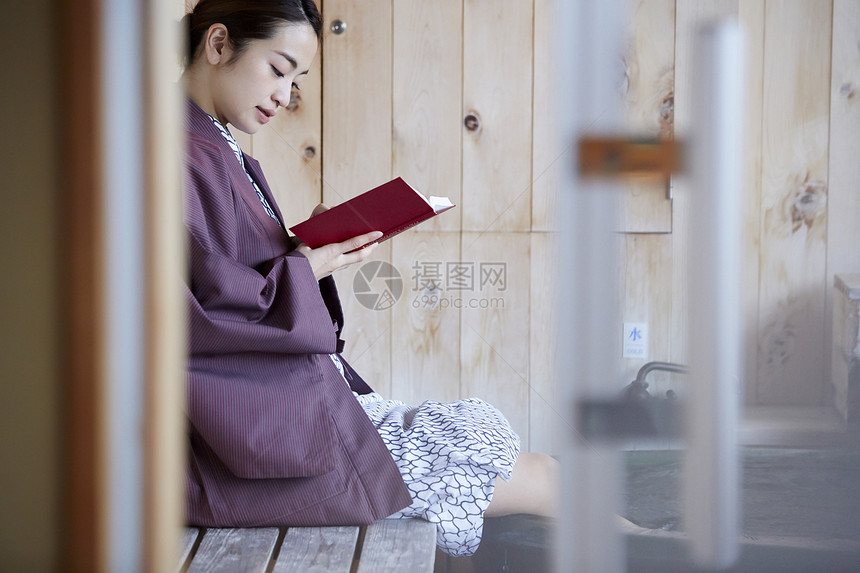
[178,519,437,573]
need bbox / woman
[182,0,557,557]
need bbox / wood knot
[620,56,630,96]
[286,90,301,112]
[464,112,481,133]
[787,173,827,233]
[658,91,674,139]
[762,321,795,366]
[656,68,674,139]
[659,93,674,124]
[303,146,316,160]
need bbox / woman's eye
[291,82,300,91]
[271,65,284,78]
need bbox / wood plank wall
[759,1,832,405]
[182,0,860,453]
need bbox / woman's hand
[293,204,383,280]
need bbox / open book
[288,177,455,250]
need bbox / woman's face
[209,22,318,134]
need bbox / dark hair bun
[185,0,322,65]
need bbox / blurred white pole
[684,21,744,570]
[555,0,624,571]
[103,0,145,569]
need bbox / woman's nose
[273,88,288,109]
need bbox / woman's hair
[184,0,322,66]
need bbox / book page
[428,195,454,213]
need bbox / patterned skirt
[356,393,521,557]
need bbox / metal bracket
[577,398,682,441]
[576,361,688,441]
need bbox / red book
[289,177,455,250]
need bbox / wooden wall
[620,0,860,413]
[615,0,859,414]
[319,0,538,447]
[186,0,860,452]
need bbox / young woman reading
[182,0,558,556]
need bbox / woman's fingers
[326,231,382,273]
[339,230,383,254]
[295,230,383,280]
[338,240,379,267]
[310,203,329,217]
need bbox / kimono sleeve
[187,233,338,355]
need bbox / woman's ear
[203,23,231,65]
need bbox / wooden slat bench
[178,519,437,573]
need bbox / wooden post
[61,0,108,569]
[142,0,186,571]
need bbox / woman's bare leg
[485,452,559,517]
[486,453,640,533]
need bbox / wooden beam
[578,137,683,179]
[142,0,186,571]
[59,0,107,570]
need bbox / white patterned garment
[357,392,520,557]
[207,114,282,227]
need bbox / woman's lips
[256,107,272,124]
